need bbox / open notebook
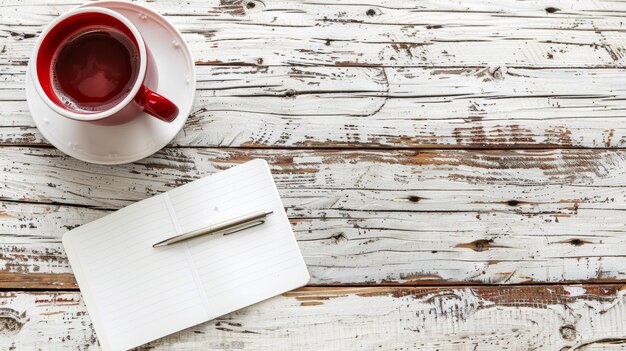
[63,159,310,351]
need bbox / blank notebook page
[63,159,310,351]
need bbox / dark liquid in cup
[52,28,139,113]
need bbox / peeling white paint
[564,286,587,297]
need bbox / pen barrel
[163,210,270,246]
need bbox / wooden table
[3,0,626,349]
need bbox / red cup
[30,7,178,124]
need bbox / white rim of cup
[30,7,147,121]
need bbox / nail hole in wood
[285,89,297,98]
[246,2,255,9]
[507,200,520,206]
[559,325,576,341]
[366,9,376,16]
[545,7,560,13]
[567,239,591,246]
[330,233,347,244]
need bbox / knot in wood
[455,239,493,252]
[545,7,560,13]
[489,66,504,80]
[246,2,256,9]
[559,325,576,341]
[0,308,25,335]
[474,240,489,251]
[366,9,377,17]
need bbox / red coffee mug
[31,7,178,124]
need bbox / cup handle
[134,85,179,122]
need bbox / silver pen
[153,210,273,248]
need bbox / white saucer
[26,1,196,164]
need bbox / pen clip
[220,219,266,236]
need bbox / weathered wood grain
[2,147,626,288]
[4,65,626,148]
[6,0,626,68]
[1,285,625,350]
[5,0,626,348]
[4,147,625,209]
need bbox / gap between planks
[11,61,626,69]
[4,281,626,293]
[3,144,626,151]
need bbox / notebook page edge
[259,159,311,286]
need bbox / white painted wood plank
[3,147,625,209]
[5,0,626,67]
[4,0,626,347]
[4,65,626,148]
[6,201,626,287]
[2,147,626,286]
[1,285,625,350]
